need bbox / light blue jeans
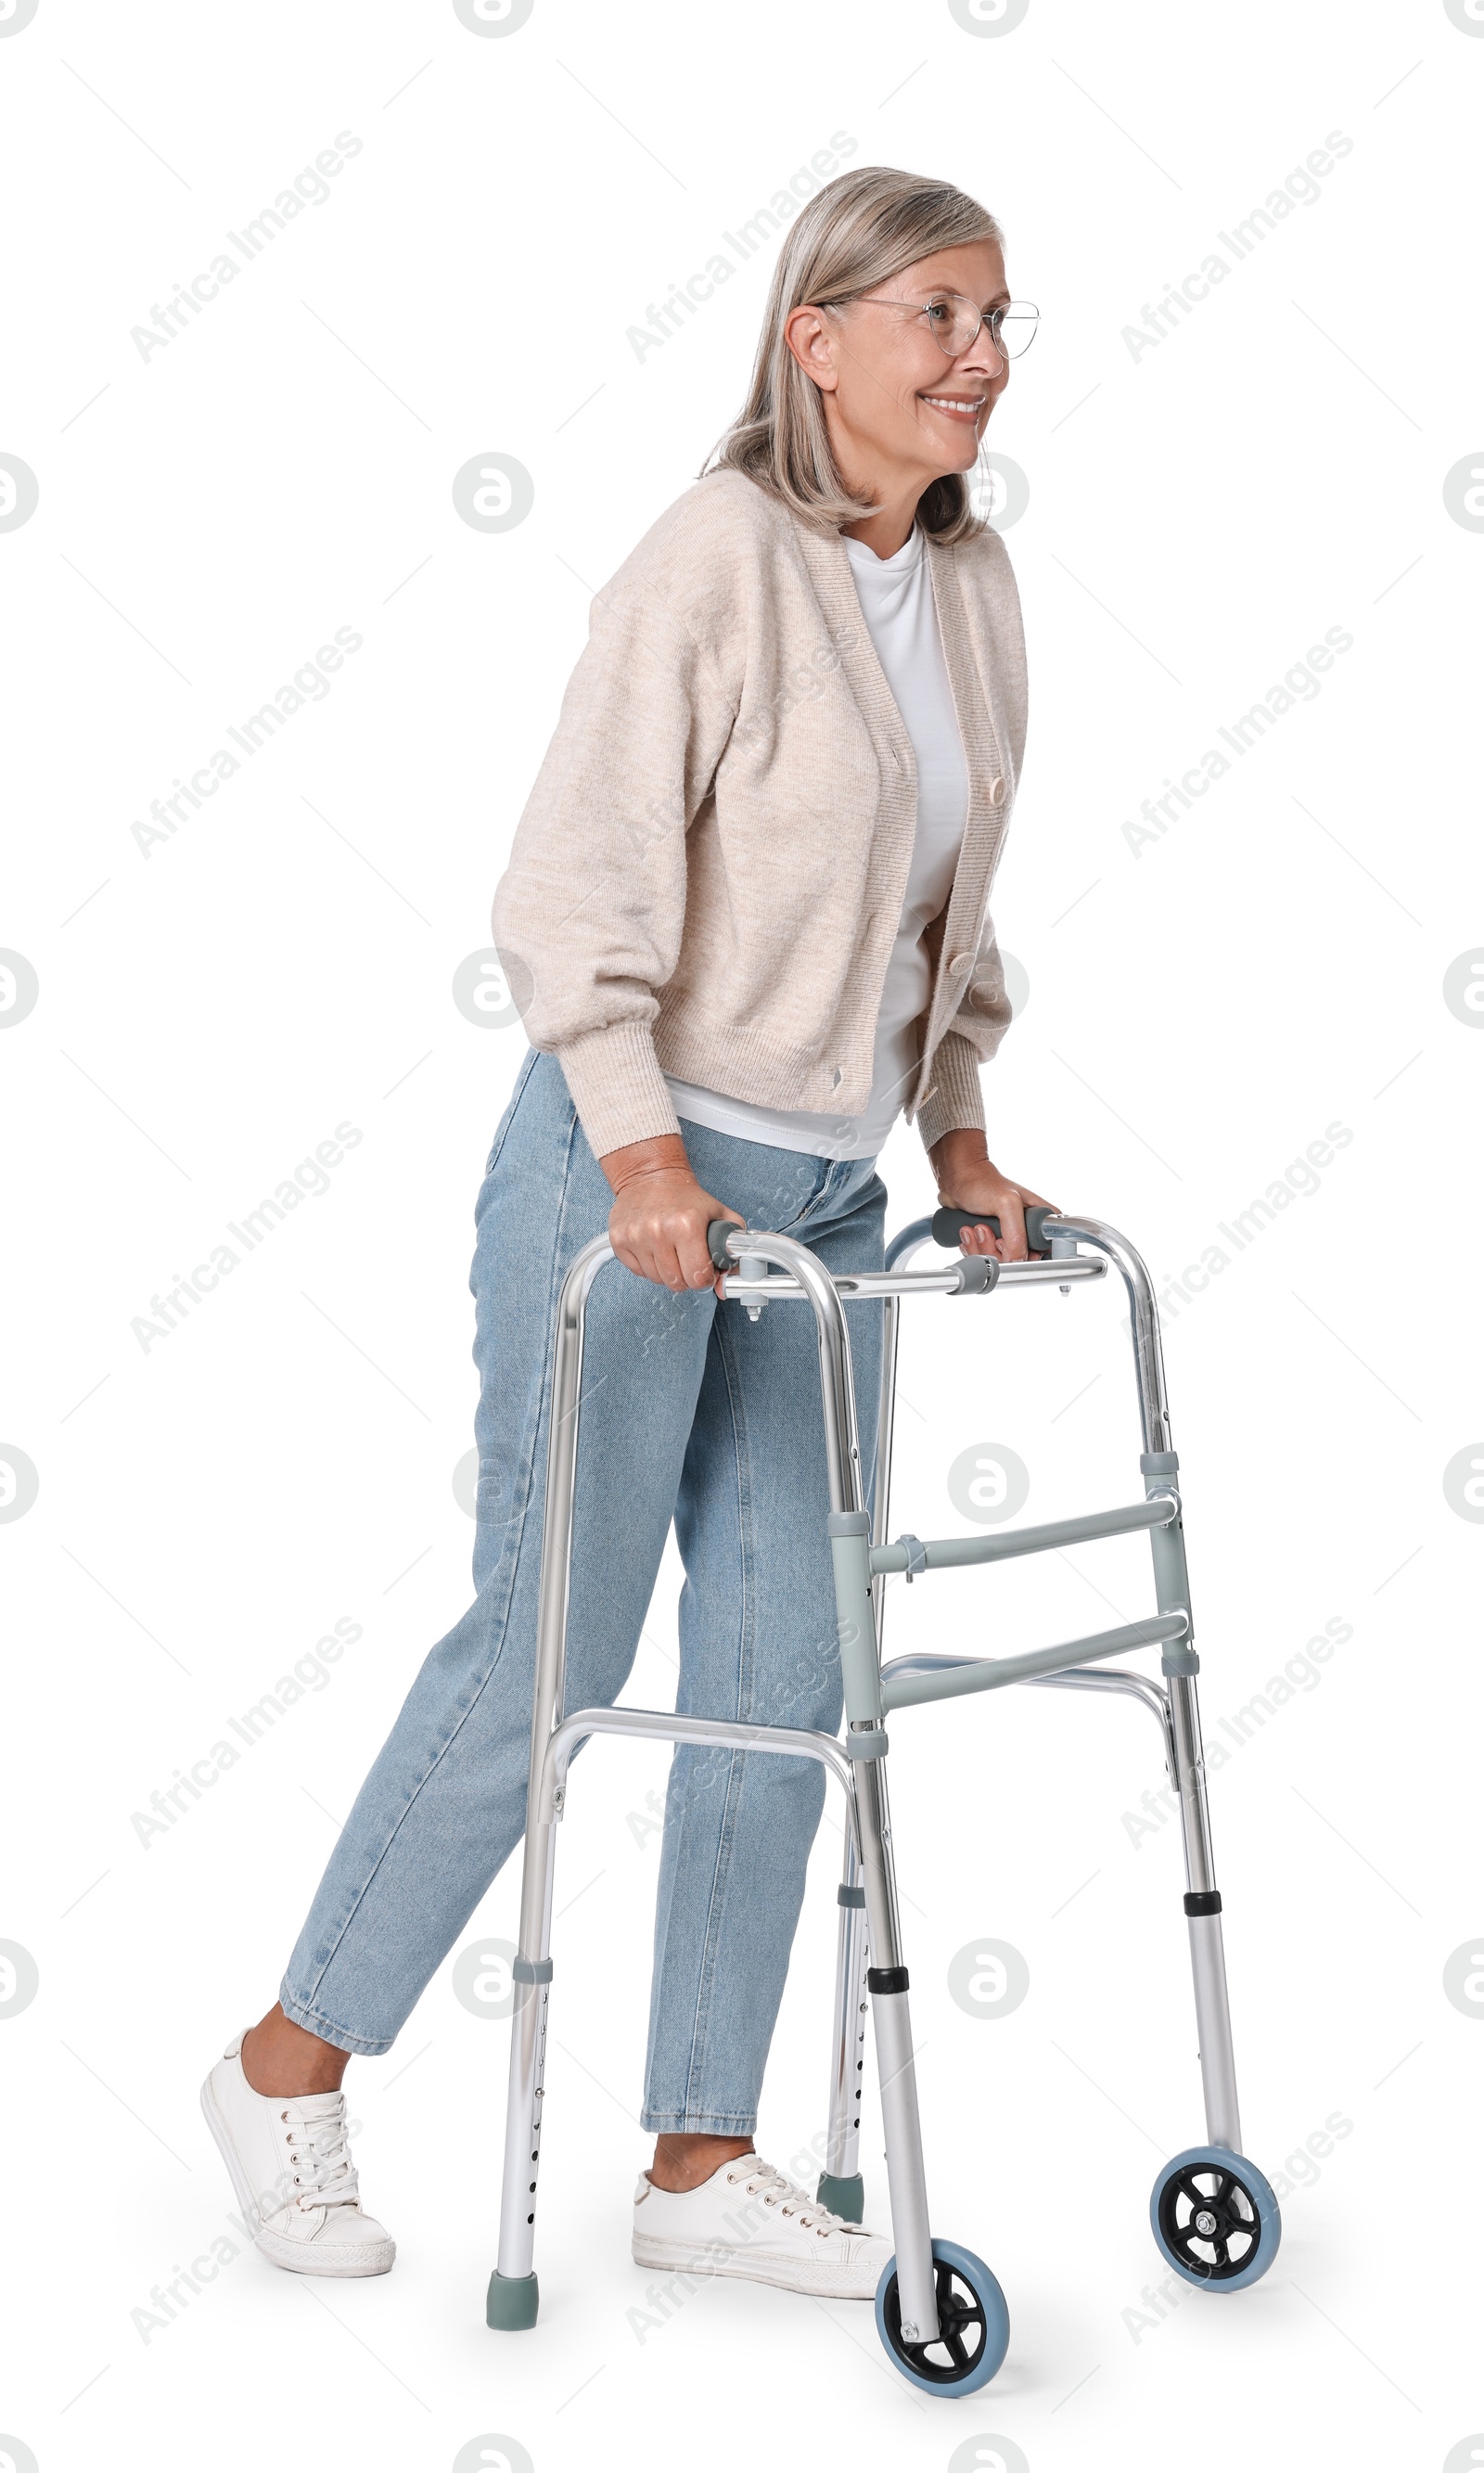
[281,1050,886,2133]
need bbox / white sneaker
[632,2151,891,2299]
[200,2030,395,2278]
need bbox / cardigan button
[990,776,1006,805]
[947,952,973,976]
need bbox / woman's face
[790,239,1010,493]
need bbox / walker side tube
[716,1226,942,2347]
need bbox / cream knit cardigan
[492,467,1028,1162]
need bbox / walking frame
[485,1207,1281,2394]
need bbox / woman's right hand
[600,1134,744,1292]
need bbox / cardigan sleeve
[491,552,738,1161]
[915,1031,987,1154]
[914,915,1014,1156]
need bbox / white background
[3,2,1481,2467]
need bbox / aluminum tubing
[871,1294,902,1652]
[1168,1673,1217,1894]
[1187,1911,1242,2153]
[825,1891,868,2181]
[851,1751,904,1976]
[872,1988,940,2342]
[495,1976,548,2276]
[1040,1217,1172,1455]
[518,1235,611,1958]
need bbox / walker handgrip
[932,1203,1057,1256]
[708,1219,747,1272]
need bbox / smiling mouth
[920,393,986,420]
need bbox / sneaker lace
[279,2094,361,2212]
[723,2157,851,2239]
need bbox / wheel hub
[884,2255,989,2385]
[1157,2159,1261,2281]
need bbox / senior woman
[204,163,1051,2304]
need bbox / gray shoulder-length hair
[701,164,1004,545]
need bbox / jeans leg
[279,1055,716,2054]
[640,1158,887,2133]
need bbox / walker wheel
[1150,2146,1281,2291]
[874,2238,1009,2395]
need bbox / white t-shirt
[665,523,969,1159]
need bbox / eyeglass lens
[925,296,1039,357]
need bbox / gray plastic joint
[845,1727,889,1760]
[511,1955,554,1984]
[953,1255,997,1295]
[1140,1450,1180,1477]
[826,1510,872,1536]
[837,1881,866,1907]
[896,1531,928,1583]
[1160,1639,1199,1675]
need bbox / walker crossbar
[878,1610,1189,1711]
[537,1704,859,1828]
[891,1655,1177,1762]
[870,1494,1176,1575]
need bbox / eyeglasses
[852,291,1040,363]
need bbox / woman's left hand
[930,1131,1056,1262]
